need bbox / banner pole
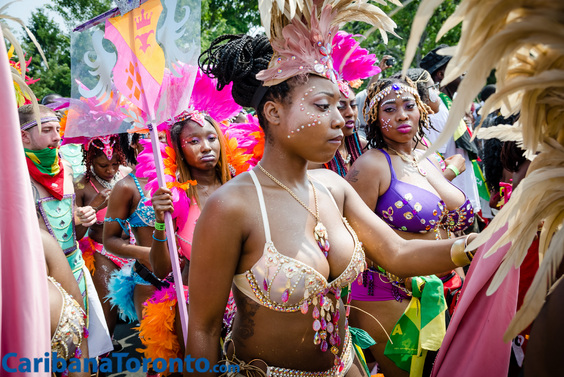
[148,123,189,343]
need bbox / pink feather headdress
[256,0,399,86]
[136,67,242,230]
[331,31,381,97]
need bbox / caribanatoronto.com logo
[2,353,240,374]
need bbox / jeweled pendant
[312,306,320,319]
[263,278,268,291]
[320,340,328,352]
[314,221,330,256]
[320,318,327,330]
[281,289,290,303]
[313,319,321,331]
[301,300,309,314]
[314,332,321,345]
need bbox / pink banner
[0,32,50,375]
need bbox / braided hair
[199,34,296,135]
[119,132,140,166]
[390,68,433,103]
[363,78,432,150]
[324,133,363,177]
[169,115,231,207]
[83,135,126,183]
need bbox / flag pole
[148,123,189,343]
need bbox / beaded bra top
[37,194,76,254]
[233,170,365,366]
[375,150,474,234]
[49,276,87,362]
[105,173,156,232]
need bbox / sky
[4,0,68,35]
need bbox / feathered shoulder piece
[221,115,265,175]
[257,0,399,86]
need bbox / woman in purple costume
[346,78,474,377]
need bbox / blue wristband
[152,232,167,242]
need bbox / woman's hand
[75,206,96,227]
[88,188,112,211]
[444,154,466,180]
[151,187,174,223]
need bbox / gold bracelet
[464,234,475,261]
[450,237,471,267]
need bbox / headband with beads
[87,135,116,161]
[368,83,419,109]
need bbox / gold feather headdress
[256,0,401,86]
[402,0,564,342]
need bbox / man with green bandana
[19,104,113,357]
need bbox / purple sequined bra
[375,150,448,233]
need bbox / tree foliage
[47,0,114,30]
[16,0,464,100]
[344,0,462,75]
[201,0,260,50]
[21,9,72,98]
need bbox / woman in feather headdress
[164,1,484,376]
[399,0,564,376]
[135,68,242,371]
[308,31,380,176]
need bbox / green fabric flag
[350,326,376,376]
[384,276,447,376]
[472,160,491,201]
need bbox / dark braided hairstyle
[363,78,432,150]
[324,132,363,177]
[119,132,140,165]
[83,135,126,183]
[390,68,433,103]
[481,138,504,194]
[199,34,296,135]
[500,140,527,173]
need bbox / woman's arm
[42,230,90,377]
[338,176,472,278]
[102,179,151,267]
[185,187,246,377]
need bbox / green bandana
[24,147,61,176]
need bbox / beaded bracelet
[154,222,166,231]
[152,232,167,242]
[446,164,461,177]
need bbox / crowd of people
[4,0,562,376]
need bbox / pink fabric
[0,32,50,374]
[431,224,518,377]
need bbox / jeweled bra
[233,170,366,372]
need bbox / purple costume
[352,150,474,302]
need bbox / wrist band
[152,232,167,242]
[446,164,461,177]
[464,235,475,261]
[450,237,471,267]
[154,222,166,231]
